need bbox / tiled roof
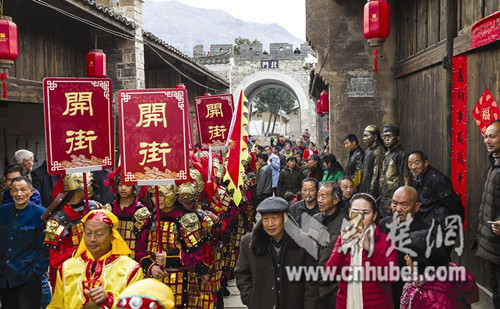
[143,31,228,85]
[78,0,138,28]
[195,53,231,65]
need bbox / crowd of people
[2,120,500,308]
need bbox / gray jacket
[256,164,273,196]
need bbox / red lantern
[320,90,329,113]
[86,49,107,78]
[363,0,390,73]
[316,100,323,115]
[0,16,18,99]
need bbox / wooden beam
[1,78,43,104]
[395,31,473,78]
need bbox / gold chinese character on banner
[482,107,491,121]
[206,103,223,118]
[208,125,227,139]
[65,130,98,154]
[63,92,93,116]
[139,141,172,166]
[136,103,167,127]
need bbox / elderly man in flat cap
[234,197,318,309]
[47,209,143,309]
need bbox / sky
[151,0,306,40]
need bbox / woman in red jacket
[326,193,398,309]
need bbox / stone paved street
[224,279,247,309]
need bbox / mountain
[143,0,304,56]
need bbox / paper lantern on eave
[363,0,390,47]
[316,100,323,115]
[0,16,18,99]
[0,17,18,64]
[320,90,329,113]
[86,49,106,78]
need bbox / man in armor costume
[378,124,412,218]
[42,172,101,287]
[135,182,218,309]
[104,166,150,259]
[359,125,386,199]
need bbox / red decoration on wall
[471,10,500,49]
[472,88,500,134]
[0,16,18,98]
[451,55,468,228]
[316,100,323,115]
[320,90,329,113]
[86,50,107,78]
[363,0,390,73]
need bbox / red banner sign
[43,78,114,175]
[451,55,467,228]
[194,94,234,150]
[118,89,190,185]
[471,10,500,49]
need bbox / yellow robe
[47,250,144,309]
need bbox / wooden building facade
[307,0,500,306]
[0,0,229,174]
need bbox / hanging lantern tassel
[0,71,7,98]
[373,48,379,73]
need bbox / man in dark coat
[343,133,364,190]
[408,150,464,226]
[378,124,411,218]
[474,120,500,307]
[289,177,319,227]
[379,186,442,309]
[31,160,60,208]
[313,181,348,309]
[359,125,385,199]
[234,197,318,309]
[277,156,304,198]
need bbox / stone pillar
[99,0,145,90]
[307,0,397,165]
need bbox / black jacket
[289,200,319,227]
[277,166,304,198]
[475,155,500,265]
[412,165,464,226]
[313,206,348,297]
[345,146,364,188]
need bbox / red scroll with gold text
[118,89,189,185]
[194,94,234,150]
[451,56,467,228]
[43,78,114,175]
